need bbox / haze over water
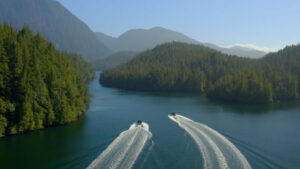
[0,72,300,169]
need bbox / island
[100,42,300,104]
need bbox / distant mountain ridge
[95,27,266,58]
[0,0,112,61]
[95,27,199,52]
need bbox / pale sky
[57,0,300,51]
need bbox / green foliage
[68,53,95,82]
[0,24,94,137]
[100,42,300,104]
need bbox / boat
[137,120,143,126]
[170,112,176,116]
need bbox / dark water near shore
[1,72,300,169]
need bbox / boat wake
[87,122,152,169]
[169,114,252,169]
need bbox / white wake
[169,114,252,169]
[87,122,152,169]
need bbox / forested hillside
[0,0,112,61]
[68,53,95,82]
[0,25,94,137]
[100,42,300,104]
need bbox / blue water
[0,71,300,169]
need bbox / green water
[1,72,300,169]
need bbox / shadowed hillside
[0,0,112,61]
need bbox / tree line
[0,24,94,137]
[100,42,300,104]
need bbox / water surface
[0,72,300,169]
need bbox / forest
[0,24,94,137]
[100,42,300,104]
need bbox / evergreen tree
[101,42,300,104]
[0,24,94,137]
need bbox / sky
[56,0,300,52]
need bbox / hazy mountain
[204,43,267,58]
[95,32,117,50]
[95,27,199,52]
[96,27,267,58]
[0,0,111,61]
[92,51,140,70]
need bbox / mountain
[0,0,112,61]
[95,27,267,58]
[115,27,200,51]
[92,51,140,70]
[95,27,199,52]
[95,32,117,50]
[100,42,300,104]
[203,43,267,58]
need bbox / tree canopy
[100,42,300,104]
[0,24,94,137]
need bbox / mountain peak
[150,26,167,30]
[95,27,269,58]
[99,26,200,52]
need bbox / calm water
[1,72,300,169]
